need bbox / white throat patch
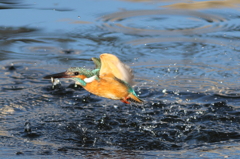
[83,75,97,83]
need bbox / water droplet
[162,89,167,93]
[24,122,31,132]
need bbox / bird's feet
[120,97,130,104]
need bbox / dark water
[1,0,240,158]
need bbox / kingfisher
[44,53,143,104]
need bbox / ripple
[38,7,74,12]
[164,0,240,10]
[126,37,240,47]
[21,46,82,57]
[0,0,30,10]
[99,9,226,36]
[0,27,39,37]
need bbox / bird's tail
[127,93,143,104]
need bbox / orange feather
[99,53,134,86]
[84,77,129,100]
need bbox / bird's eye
[74,72,79,75]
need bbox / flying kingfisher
[44,53,143,104]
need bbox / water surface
[1,0,240,158]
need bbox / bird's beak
[43,71,72,79]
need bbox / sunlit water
[1,0,240,158]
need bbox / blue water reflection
[1,0,240,158]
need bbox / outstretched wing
[99,53,134,86]
[91,57,101,69]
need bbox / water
[1,0,240,158]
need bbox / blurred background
[1,0,240,158]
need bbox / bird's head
[44,67,95,86]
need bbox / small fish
[24,122,31,133]
[51,77,61,89]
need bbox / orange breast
[83,77,129,100]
